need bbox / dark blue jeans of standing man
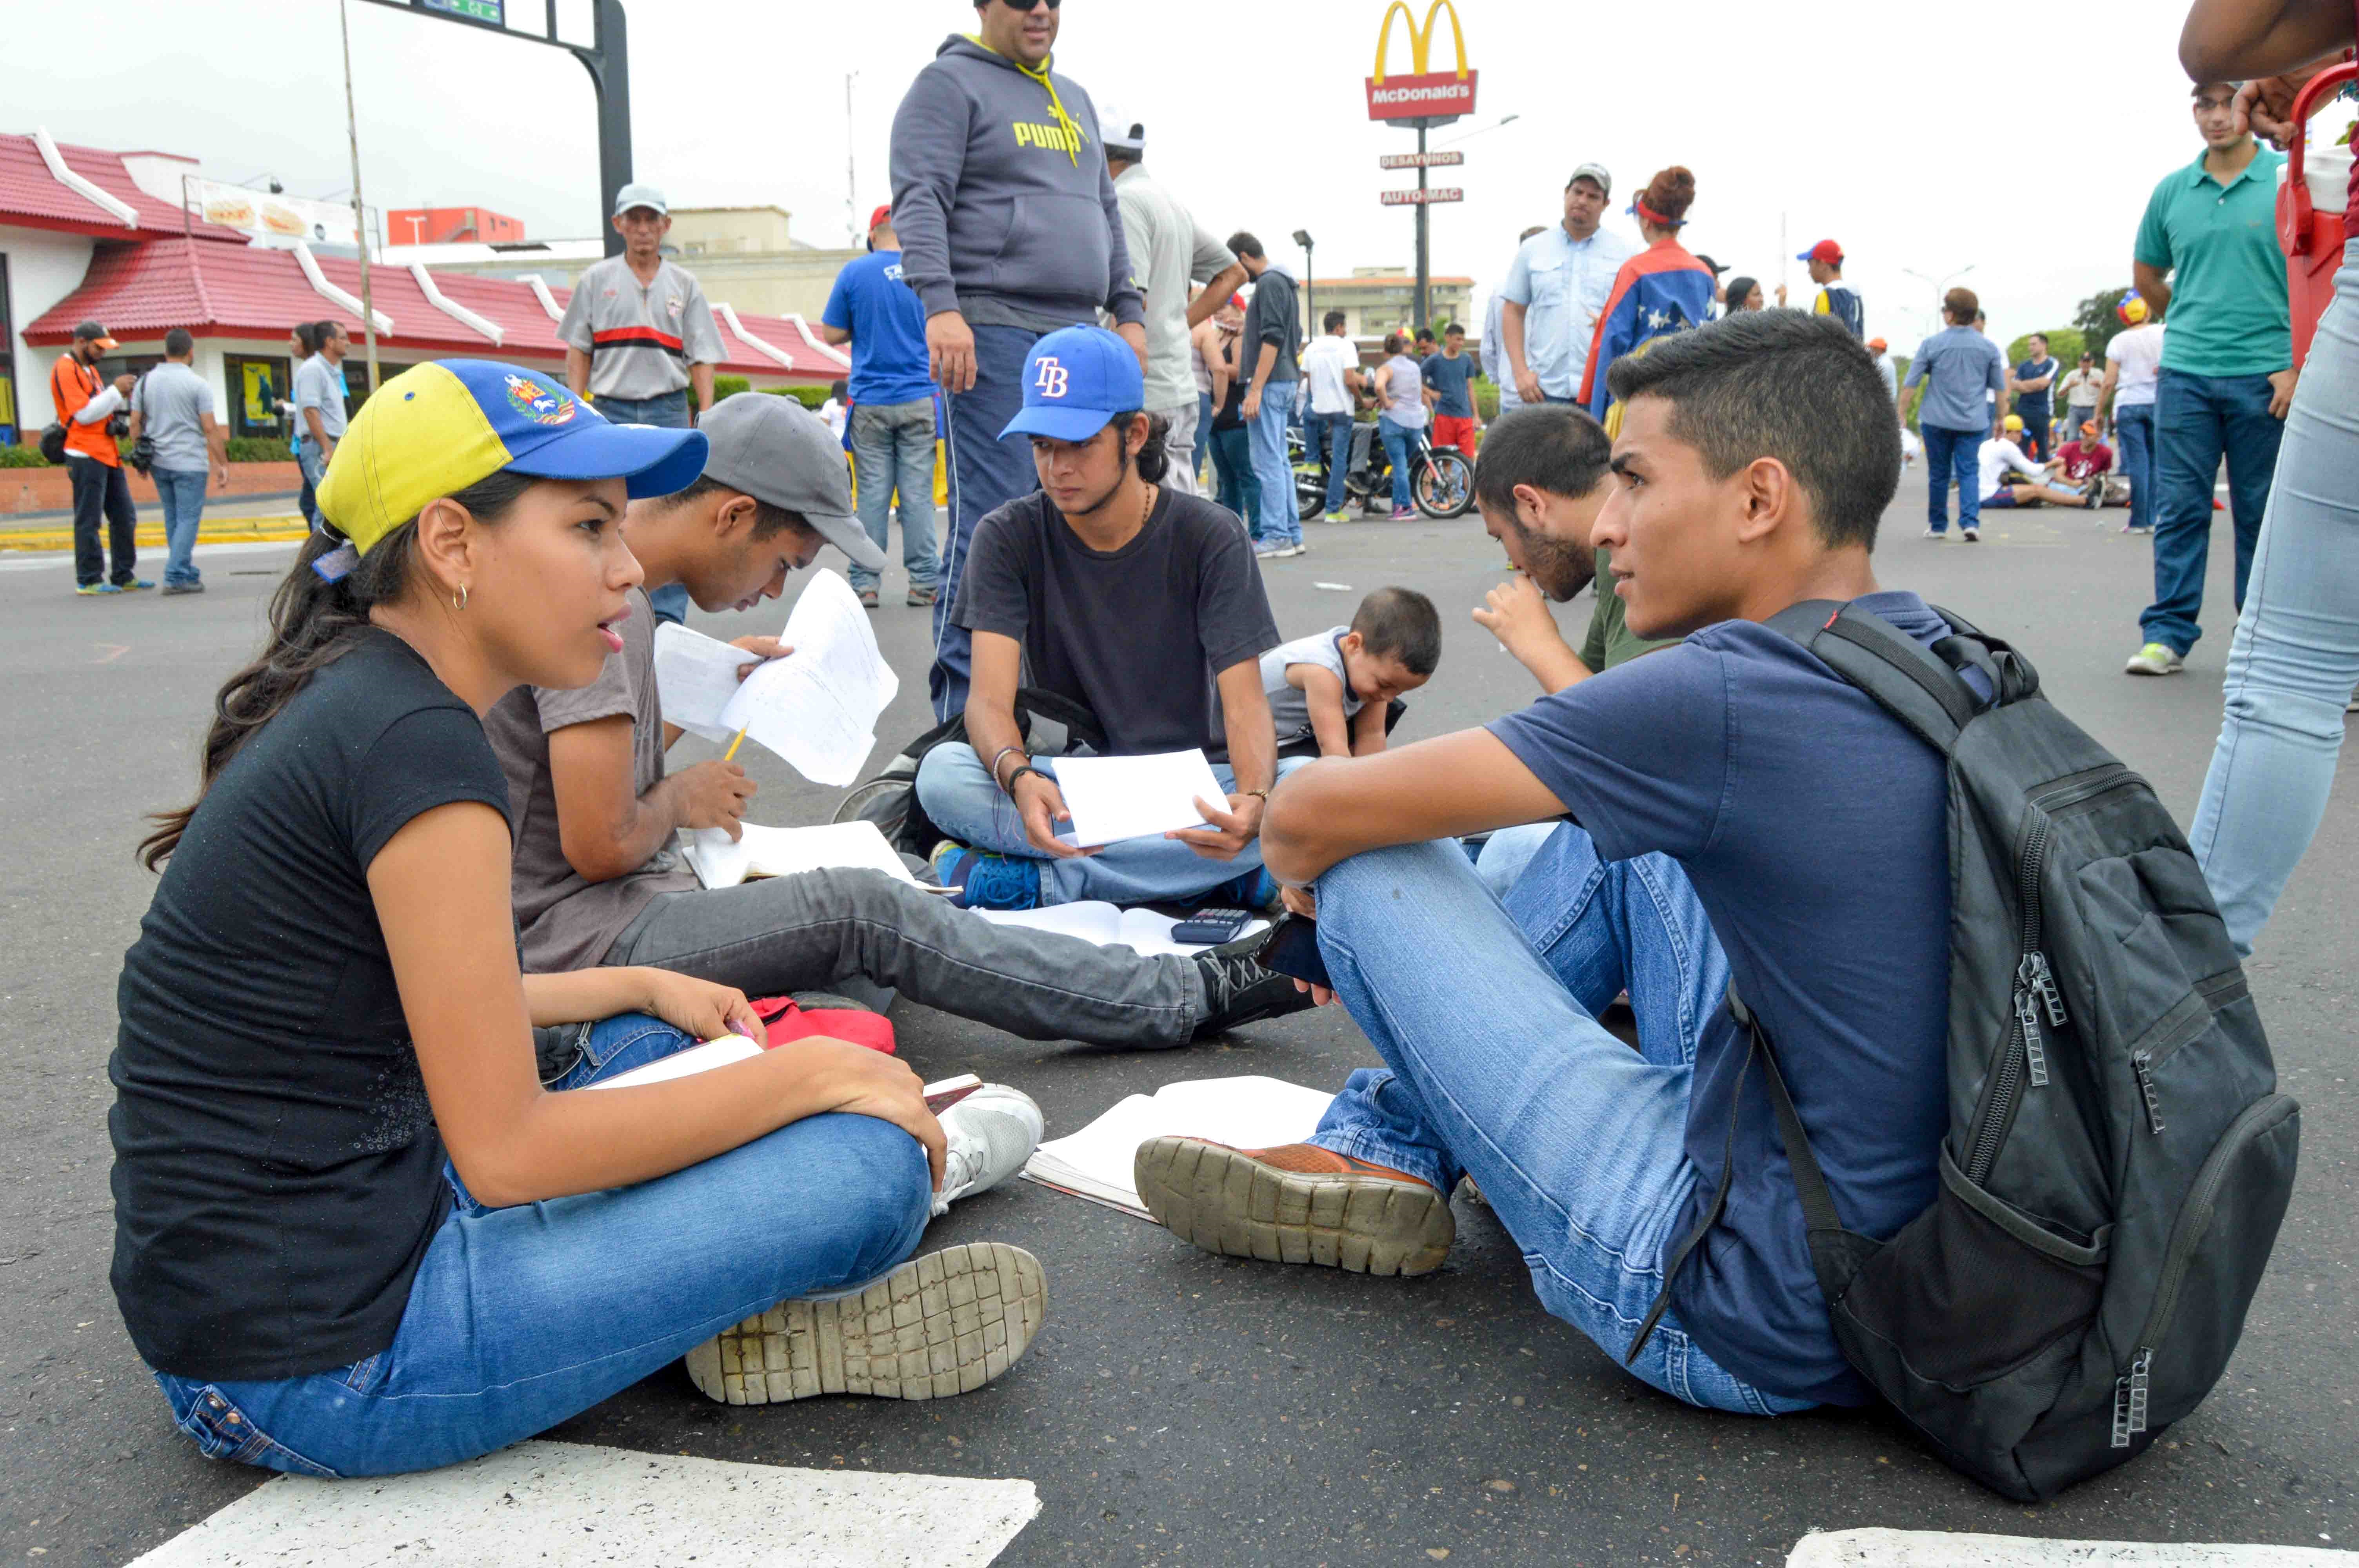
[1310,411,1354,515]
[2116,403,2155,534]
[599,389,695,626]
[68,455,139,588]
[1209,424,1259,533]
[2141,368,2286,657]
[1920,423,1983,535]
[935,323,1063,720]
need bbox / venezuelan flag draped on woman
[1579,166,1720,424]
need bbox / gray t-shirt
[1112,166,1236,412]
[952,487,1280,759]
[1243,266,1299,383]
[132,362,215,472]
[1260,626,1362,747]
[293,354,349,441]
[481,586,696,972]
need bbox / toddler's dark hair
[1352,586,1442,677]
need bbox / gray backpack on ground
[1652,601,2301,1501]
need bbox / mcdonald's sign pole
[1367,0,1475,331]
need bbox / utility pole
[338,0,380,394]
[1414,125,1430,332]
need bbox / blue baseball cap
[1000,326,1145,443]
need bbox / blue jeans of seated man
[599,390,695,626]
[1378,417,1421,511]
[153,466,208,586]
[1248,379,1303,549]
[848,397,942,596]
[1305,831,1810,1415]
[914,742,1305,906]
[1921,423,1983,534]
[936,323,1067,720]
[2116,403,2155,534]
[148,1014,931,1478]
[2141,368,2286,657]
[1310,411,1354,514]
[2190,238,2359,957]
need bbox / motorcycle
[1290,419,1474,522]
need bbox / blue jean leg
[150,1014,932,1478]
[1378,419,1418,511]
[1920,423,1980,533]
[2144,370,2285,655]
[1303,837,1794,1415]
[1473,820,1559,898]
[934,325,1049,719]
[600,391,695,626]
[153,467,207,586]
[1249,383,1302,547]
[915,742,1301,905]
[1312,412,1354,514]
[2190,243,2359,956]
[1210,425,1259,532]
[849,398,942,595]
[2117,403,2155,533]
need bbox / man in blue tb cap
[915,326,1301,916]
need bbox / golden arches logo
[1371,0,1469,83]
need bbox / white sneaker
[2124,642,2185,677]
[935,1084,1043,1214]
[1923,527,1946,539]
[1961,525,1980,542]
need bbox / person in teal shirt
[2122,80,2294,677]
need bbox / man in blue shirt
[1137,312,1952,1414]
[2008,332,2059,462]
[823,205,943,610]
[1498,164,1640,406]
[1900,286,2008,541]
[1421,323,1480,455]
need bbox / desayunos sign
[1364,0,1477,124]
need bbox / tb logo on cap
[1033,359,1069,399]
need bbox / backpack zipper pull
[2014,985,2051,1087]
[2110,1347,2154,1448]
[2019,950,2068,1028]
[2132,1050,2165,1134]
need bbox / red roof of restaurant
[22,238,849,381]
[0,134,244,241]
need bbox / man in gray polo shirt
[560,181,727,626]
[126,328,228,595]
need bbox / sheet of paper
[682,820,923,891]
[1048,750,1227,848]
[719,570,900,786]
[583,1034,763,1090]
[1019,1075,1337,1216]
[974,902,1266,958]
[652,622,762,745]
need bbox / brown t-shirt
[481,586,696,971]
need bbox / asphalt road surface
[2,474,2350,1565]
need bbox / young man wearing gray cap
[1498,165,1639,408]
[559,182,727,627]
[482,392,1299,1054]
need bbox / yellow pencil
[723,726,747,762]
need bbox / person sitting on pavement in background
[1133,311,1960,1422]
[1422,323,1481,457]
[821,205,945,612]
[486,390,1303,1054]
[917,325,1301,915]
[1979,414,2105,512]
[107,359,1052,1485]
[2055,420,2117,490]
[1261,587,1440,760]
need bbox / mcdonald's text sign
[1366,0,1478,124]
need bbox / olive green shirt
[1579,548,1679,671]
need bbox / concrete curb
[0,517,308,553]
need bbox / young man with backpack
[1138,310,2296,1497]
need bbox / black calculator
[1171,907,1254,944]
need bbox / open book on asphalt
[974,902,1267,958]
[1018,1075,1335,1219]
[676,819,945,893]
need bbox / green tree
[2074,287,2133,363]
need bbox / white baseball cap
[612,182,668,218]
[1096,107,1145,157]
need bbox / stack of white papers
[651,569,899,786]
[1019,1075,1337,1218]
[975,902,1266,958]
[585,1034,763,1090]
[1049,750,1228,847]
[677,818,932,892]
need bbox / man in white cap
[1099,106,1245,496]
[559,182,727,625]
[1498,164,1639,407]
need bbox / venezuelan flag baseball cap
[1000,325,1145,443]
[315,360,707,558]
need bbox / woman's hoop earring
[454,585,469,612]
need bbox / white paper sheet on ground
[1048,749,1227,847]
[1018,1075,1334,1218]
[679,819,927,891]
[1785,1528,2352,1566]
[651,621,763,745]
[583,1034,764,1089]
[718,569,900,785]
[975,902,1266,959]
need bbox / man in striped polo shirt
[560,181,726,624]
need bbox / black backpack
[833,688,1106,857]
[1637,601,2300,1501]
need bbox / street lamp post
[1292,229,1315,347]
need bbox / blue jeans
[848,397,941,595]
[1378,418,1421,511]
[1305,830,1809,1416]
[153,466,208,586]
[937,323,1063,720]
[294,442,320,528]
[1309,411,1354,514]
[914,742,1304,905]
[599,390,695,625]
[2191,240,2359,956]
[2142,368,2286,656]
[1921,423,1983,533]
[1209,423,1258,531]
[149,1014,931,1478]
[2116,403,2156,534]
[1248,380,1302,548]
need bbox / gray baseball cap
[612,181,668,217]
[1567,162,1612,196]
[697,394,885,570]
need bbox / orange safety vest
[51,353,120,466]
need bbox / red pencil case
[749,996,896,1055]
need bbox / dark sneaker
[1192,931,1317,1035]
[1134,1138,1454,1276]
[685,1242,1045,1405]
[159,581,205,596]
[907,584,938,607]
[858,588,880,610]
[929,839,1043,911]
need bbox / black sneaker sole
[1134,1137,1454,1276]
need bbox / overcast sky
[16,0,2241,352]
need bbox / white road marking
[125,1439,1040,1567]
[0,539,300,573]
[1789,1527,2349,1565]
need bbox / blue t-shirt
[1487,591,1961,1404]
[2013,356,2057,423]
[821,249,934,407]
[1421,351,1476,419]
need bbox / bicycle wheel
[1414,448,1475,519]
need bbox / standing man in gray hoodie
[891,0,1149,720]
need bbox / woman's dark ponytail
[1124,410,1172,485]
[137,469,538,870]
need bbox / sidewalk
[0,493,309,553]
